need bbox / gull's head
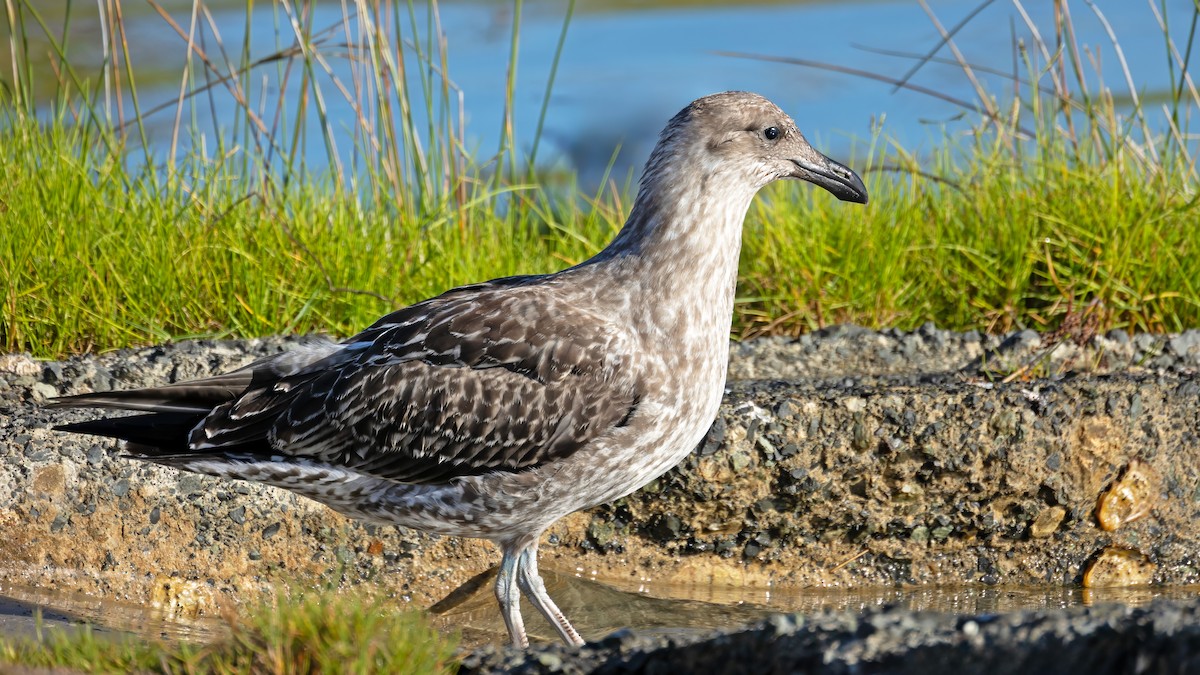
[648,91,868,204]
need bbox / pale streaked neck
[584,157,759,342]
[594,161,757,282]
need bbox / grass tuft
[0,590,458,674]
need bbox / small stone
[1129,395,1143,419]
[0,354,40,377]
[1011,329,1042,351]
[228,506,246,525]
[729,449,752,471]
[1029,506,1065,538]
[30,382,58,401]
[1168,330,1200,357]
[648,514,683,541]
[177,475,204,495]
[588,520,617,548]
[774,400,798,419]
[1083,546,1156,588]
[714,537,736,556]
[852,415,871,451]
[1133,333,1160,353]
[42,362,64,383]
[1045,451,1062,471]
[1095,459,1158,532]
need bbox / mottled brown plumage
[49,91,867,648]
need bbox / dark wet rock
[458,599,1200,674]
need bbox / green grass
[737,138,1200,337]
[0,590,458,674]
[0,104,619,356]
[4,107,1196,358]
[2,0,1199,359]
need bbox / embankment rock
[1,328,1198,650]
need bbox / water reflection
[0,580,227,643]
[429,566,1200,647]
[2,570,1196,649]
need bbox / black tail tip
[53,420,92,434]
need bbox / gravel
[728,323,1200,381]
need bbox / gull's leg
[516,542,585,647]
[495,546,529,648]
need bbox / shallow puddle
[0,580,227,643]
[431,568,1200,647]
[2,571,1196,649]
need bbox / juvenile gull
[49,91,867,648]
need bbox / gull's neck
[584,150,760,346]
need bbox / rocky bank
[1,326,1199,666]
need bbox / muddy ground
[1,326,1198,666]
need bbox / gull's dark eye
[763,126,780,141]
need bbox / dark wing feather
[48,372,254,414]
[56,412,205,450]
[173,277,641,484]
[46,341,343,414]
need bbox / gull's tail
[47,371,253,414]
[54,411,204,453]
[46,339,341,456]
[46,373,253,454]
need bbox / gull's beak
[790,154,869,205]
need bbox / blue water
[10,0,1196,184]
[492,0,1195,180]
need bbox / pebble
[1168,330,1200,356]
[1083,546,1156,588]
[1029,506,1066,538]
[1095,459,1158,532]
